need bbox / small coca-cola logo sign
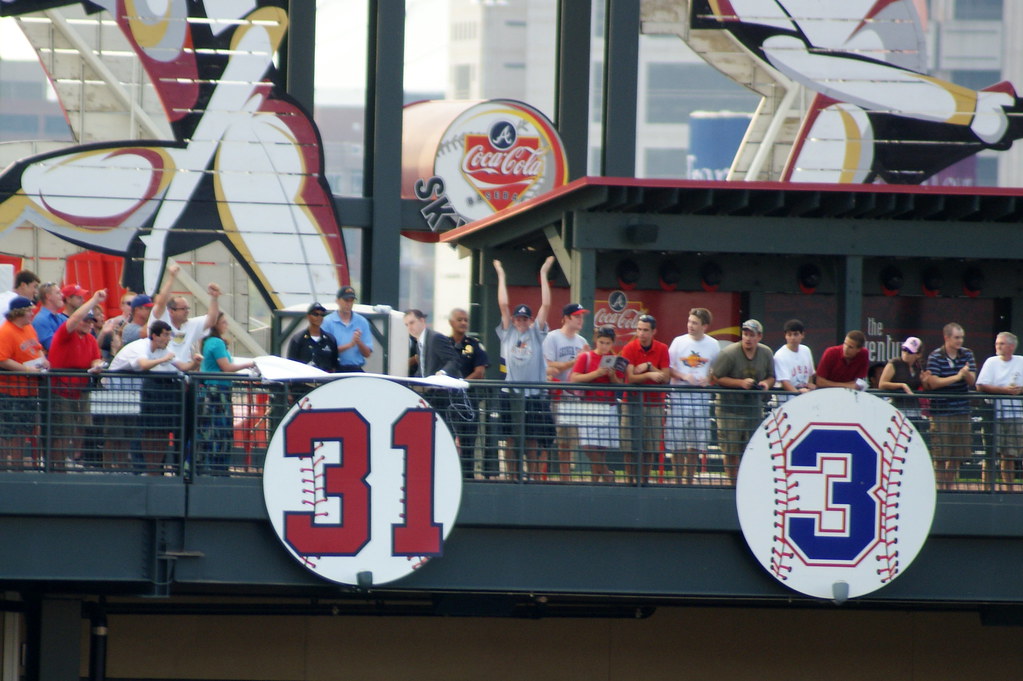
[432,100,568,222]
[593,291,646,344]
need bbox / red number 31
[282,408,443,558]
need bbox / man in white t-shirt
[666,307,720,484]
[774,319,816,404]
[150,261,221,364]
[543,302,591,479]
[977,331,1023,489]
[0,270,40,321]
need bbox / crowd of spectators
[0,265,240,473]
[2,259,1022,490]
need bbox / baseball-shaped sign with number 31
[263,377,463,586]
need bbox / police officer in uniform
[448,308,489,478]
[286,303,340,373]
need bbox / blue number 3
[787,429,880,564]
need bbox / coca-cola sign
[460,127,544,211]
[404,100,568,225]
[594,291,646,343]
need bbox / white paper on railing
[253,356,331,381]
[252,356,469,390]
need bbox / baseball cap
[513,304,532,318]
[307,302,328,315]
[902,336,922,354]
[741,319,763,334]
[563,302,589,317]
[130,294,154,309]
[337,286,357,300]
[61,284,88,299]
[8,296,32,312]
[596,325,616,340]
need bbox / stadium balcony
[0,373,1020,607]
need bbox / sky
[0,0,449,95]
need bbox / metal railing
[1,373,1020,492]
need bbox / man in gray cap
[321,286,373,372]
[710,319,775,482]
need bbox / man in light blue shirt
[32,282,68,350]
[321,286,373,372]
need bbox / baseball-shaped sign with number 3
[263,377,463,585]
[737,389,936,600]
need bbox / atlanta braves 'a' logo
[736,389,935,600]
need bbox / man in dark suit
[403,309,461,378]
[403,309,464,459]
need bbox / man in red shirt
[815,330,869,390]
[620,314,670,483]
[49,290,106,470]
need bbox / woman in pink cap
[879,336,933,433]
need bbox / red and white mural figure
[0,0,348,308]
[690,0,1022,183]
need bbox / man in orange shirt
[0,296,48,467]
[619,314,670,483]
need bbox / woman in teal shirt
[199,313,255,474]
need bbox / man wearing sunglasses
[286,302,340,373]
[151,261,221,365]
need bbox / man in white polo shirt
[977,331,1023,490]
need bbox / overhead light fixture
[658,260,681,291]
[797,263,821,294]
[880,266,903,296]
[921,267,942,297]
[963,266,984,298]
[624,223,658,244]
[616,259,640,291]
[699,261,722,292]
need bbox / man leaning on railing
[0,296,47,469]
[108,320,200,475]
[709,320,775,484]
[923,322,977,491]
[976,332,1023,491]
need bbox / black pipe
[88,607,107,681]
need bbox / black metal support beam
[0,475,1022,605]
[837,255,864,343]
[569,243,596,323]
[601,0,639,177]
[556,0,592,180]
[36,598,81,681]
[569,212,1023,260]
[477,249,501,378]
[363,0,405,306]
[283,1,316,113]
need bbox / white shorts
[665,391,712,451]
[559,400,619,449]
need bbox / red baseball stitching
[876,412,910,583]
[766,409,796,580]
[297,445,326,569]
